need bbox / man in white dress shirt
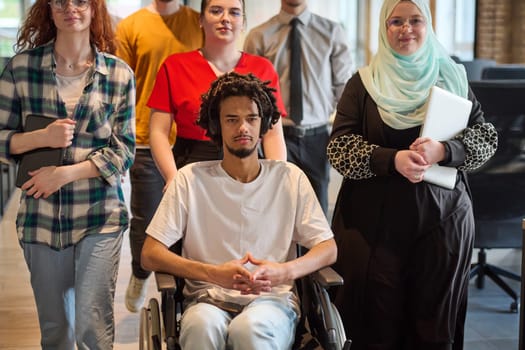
[244,0,353,214]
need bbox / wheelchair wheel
[330,302,351,349]
[139,298,163,350]
[139,305,151,350]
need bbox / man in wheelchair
[141,72,337,350]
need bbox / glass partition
[0,0,22,57]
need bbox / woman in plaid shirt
[0,0,135,348]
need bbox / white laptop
[419,86,472,189]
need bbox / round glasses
[207,6,244,20]
[386,17,426,29]
[49,0,90,12]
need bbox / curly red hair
[16,0,116,54]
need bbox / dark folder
[16,115,64,188]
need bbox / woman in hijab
[327,0,497,349]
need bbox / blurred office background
[0,1,524,349]
[0,0,477,69]
[4,1,525,67]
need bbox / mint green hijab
[360,0,468,130]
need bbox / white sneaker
[125,275,147,313]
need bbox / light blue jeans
[21,231,123,350]
[180,296,298,350]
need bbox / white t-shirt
[56,68,92,117]
[146,160,333,309]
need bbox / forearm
[141,236,214,283]
[455,90,498,171]
[457,122,498,171]
[65,160,100,182]
[150,111,177,183]
[22,159,102,197]
[50,160,101,188]
[261,118,286,160]
[285,239,337,281]
[150,135,177,183]
[327,134,380,179]
[10,129,49,154]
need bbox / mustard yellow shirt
[116,6,203,145]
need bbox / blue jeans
[180,296,298,350]
[21,231,123,350]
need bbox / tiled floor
[465,260,521,349]
[0,169,521,349]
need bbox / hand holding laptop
[44,118,76,148]
[394,149,431,183]
[410,136,447,165]
[415,86,472,189]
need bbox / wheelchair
[139,264,352,350]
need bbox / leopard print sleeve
[327,134,379,179]
[456,122,498,172]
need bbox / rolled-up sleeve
[0,59,22,164]
[89,72,136,186]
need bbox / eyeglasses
[207,6,243,20]
[386,17,426,29]
[49,0,90,12]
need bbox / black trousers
[284,127,330,215]
[331,181,474,350]
[173,137,222,169]
[129,149,169,279]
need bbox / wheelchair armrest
[311,266,344,288]
[154,271,177,292]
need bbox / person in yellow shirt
[115,0,203,313]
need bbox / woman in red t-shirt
[148,0,287,188]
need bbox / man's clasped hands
[209,252,292,295]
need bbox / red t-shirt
[148,50,287,141]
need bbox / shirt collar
[277,7,312,26]
[41,42,54,69]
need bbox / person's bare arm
[238,238,337,293]
[13,118,100,197]
[261,117,287,161]
[150,109,178,187]
[22,160,100,199]
[9,118,75,154]
[141,235,270,291]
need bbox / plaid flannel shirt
[0,42,136,250]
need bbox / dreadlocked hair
[198,72,281,145]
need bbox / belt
[283,124,328,138]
